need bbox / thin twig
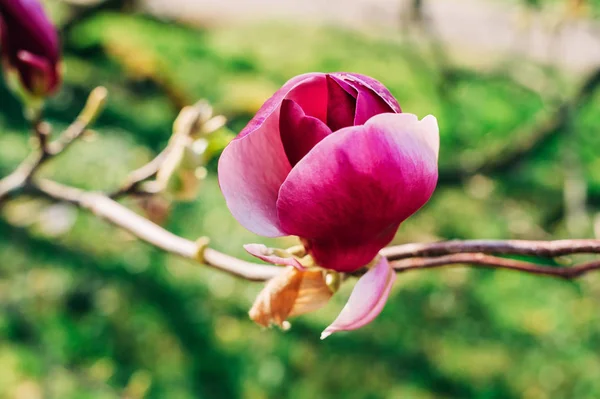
[108,101,208,198]
[382,239,600,260]
[108,147,170,198]
[32,117,51,158]
[391,253,600,279]
[0,120,49,203]
[50,86,108,156]
[0,152,42,203]
[0,87,107,205]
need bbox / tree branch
[3,89,600,284]
[33,179,280,281]
[15,177,600,282]
[30,177,600,282]
[0,152,44,203]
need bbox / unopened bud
[0,0,62,104]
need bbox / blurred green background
[2,0,600,398]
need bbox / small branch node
[194,236,211,264]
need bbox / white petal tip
[320,330,333,340]
[422,114,437,123]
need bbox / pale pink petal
[218,114,290,237]
[279,99,332,166]
[419,115,440,160]
[218,73,323,237]
[276,113,439,272]
[321,256,396,339]
[244,244,304,269]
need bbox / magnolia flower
[0,0,61,101]
[219,72,439,337]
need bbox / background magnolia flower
[0,0,61,101]
[219,72,439,336]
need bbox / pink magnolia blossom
[0,0,61,98]
[219,72,439,336]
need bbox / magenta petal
[284,74,328,123]
[277,113,439,272]
[17,50,54,91]
[244,244,304,269]
[0,0,59,59]
[321,255,396,339]
[326,75,357,131]
[218,73,323,237]
[0,0,61,94]
[17,50,50,71]
[280,99,332,166]
[236,73,323,140]
[330,73,398,125]
[353,86,396,125]
[340,73,401,114]
[327,74,358,98]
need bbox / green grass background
[2,3,600,398]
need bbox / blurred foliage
[2,1,600,398]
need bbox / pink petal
[326,75,357,131]
[276,113,439,272]
[321,255,396,339]
[236,73,324,140]
[0,0,60,61]
[337,73,401,114]
[284,74,328,123]
[327,74,358,97]
[244,244,304,269]
[218,73,323,237]
[279,99,332,166]
[17,50,54,92]
[331,73,400,125]
[0,0,61,94]
[353,86,396,125]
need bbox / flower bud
[0,0,61,105]
[219,73,438,273]
[221,72,439,336]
